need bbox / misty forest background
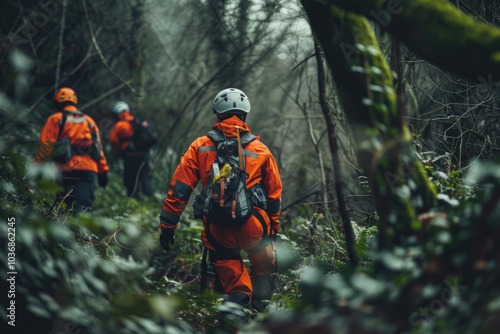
[1,0,500,333]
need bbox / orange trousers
[201,207,275,304]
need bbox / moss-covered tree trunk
[300,0,437,250]
[321,0,500,82]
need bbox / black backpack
[130,118,157,151]
[193,129,265,226]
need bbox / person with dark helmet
[158,88,282,324]
[109,101,154,198]
[35,87,109,214]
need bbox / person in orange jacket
[108,101,154,197]
[159,88,283,315]
[35,87,109,214]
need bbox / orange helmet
[53,87,78,105]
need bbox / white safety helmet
[111,101,129,115]
[212,88,251,114]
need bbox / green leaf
[149,295,178,319]
[465,161,500,184]
[9,152,25,178]
[28,304,51,318]
[437,193,459,206]
[350,65,365,73]
[369,84,384,92]
[355,43,367,52]
[370,66,383,75]
[362,98,373,106]
[365,45,379,56]
[37,178,63,195]
[351,273,385,297]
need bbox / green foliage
[257,159,500,333]
[0,152,202,333]
[3,111,499,334]
[288,209,376,269]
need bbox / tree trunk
[301,0,437,249]
[314,42,359,268]
[321,0,500,82]
[131,0,146,109]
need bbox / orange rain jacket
[35,106,109,173]
[109,111,135,154]
[160,116,282,299]
[160,116,282,232]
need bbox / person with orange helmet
[158,88,283,320]
[35,87,109,214]
[108,101,155,197]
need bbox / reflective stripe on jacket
[35,106,109,173]
[160,116,282,231]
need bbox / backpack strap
[58,110,87,139]
[57,111,68,140]
[252,208,268,239]
[236,127,244,169]
[207,129,256,169]
[206,129,256,146]
[246,208,271,255]
[206,129,224,143]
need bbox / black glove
[98,173,108,188]
[160,228,175,250]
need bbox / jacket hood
[118,111,134,121]
[212,116,251,137]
